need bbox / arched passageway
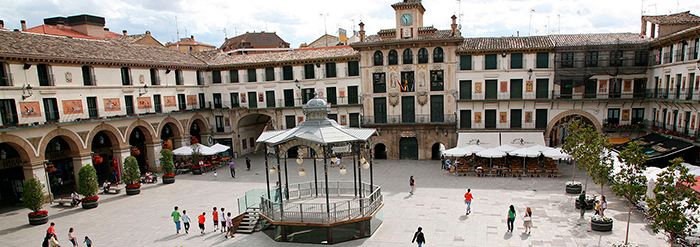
[374,144,387,160]
[431,143,445,160]
[0,143,27,205]
[44,136,78,195]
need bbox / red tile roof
[220,32,290,51]
[643,11,700,25]
[549,33,650,47]
[458,36,554,52]
[25,24,121,39]
[207,45,358,67]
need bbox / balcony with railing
[362,114,456,126]
[646,120,698,141]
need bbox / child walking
[83,236,92,247]
[198,212,206,234]
[181,210,191,234]
[212,207,219,231]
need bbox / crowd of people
[42,222,91,247]
[170,206,237,239]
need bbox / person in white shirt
[181,210,191,234]
[225,212,234,239]
[219,207,226,233]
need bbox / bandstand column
[357,144,362,198]
[283,158,289,201]
[275,146,284,220]
[323,146,330,218]
[369,143,374,192]
[264,145,270,200]
[313,151,318,197]
[353,146,357,198]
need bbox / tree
[21,178,45,213]
[78,165,98,197]
[562,120,607,191]
[585,133,613,198]
[612,141,648,245]
[562,119,586,183]
[160,148,175,175]
[646,158,700,246]
[191,144,202,165]
[123,156,141,186]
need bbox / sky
[2,0,700,49]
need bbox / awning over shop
[609,137,631,145]
[499,132,546,148]
[456,133,500,148]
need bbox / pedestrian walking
[171,206,181,234]
[594,199,601,215]
[411,227,426,247]
[219,207,226,233]
[198,212,206,234]
[102,180,109,194]
[47,222,56,235]
[68,228,78,247]
[409,176,416,195]
[182,210,190,234]
[214,171,218,180]
[230,160,236,177]
[225,212,234,239]
[441,156,446,170]
[245,157,251,171]
[48,232,61,247]
[83,236,92,247]
[274,181,281,202]
[600,195,607,217]
[42,232,52,247]
[507,205,516,232]
[464,189,473,215]
[212,207,219,231]
[523,207,533,234]
[579,191,588,219]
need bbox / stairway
[236,211,259,234]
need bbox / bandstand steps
[236,212,259,234]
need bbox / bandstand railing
[260,181,382,224]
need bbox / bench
[104,183,122,194]
[56,196,74,207]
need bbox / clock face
[401,13,413,26]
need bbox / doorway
[431,143,445,160]
[399,137,418,160]
[374,144,387,159]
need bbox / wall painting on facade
[240,93,247,103]
[19,102,41,118]
[225,117,230,126]
[621,109,630,121]
[525,111,533,123]
[598,80,608,93]
[258,93,264,102]
[474,112,482,124]
[670,77,674,89]
[104,98,121,112]
[137,97,152,109]
[297,116,304,123]
[623,80,632,92]
[186,95,197,106]
[164,96,177,108]
[62,100,83,115]
[525,81,533,92]
[500,81,508,92]
[475,82,482,93]
[340,115,347,125]
[499,112,507,123]
[574,86,583,94]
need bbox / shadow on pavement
[459,215,469,221]
[503,231,512,240]
[0,223,33,236]
[152,233,187,243]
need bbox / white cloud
[2,0,699,48]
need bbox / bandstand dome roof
[256,95,376,145]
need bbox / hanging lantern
[269,166,277,175]
[359,157,366,164]
[298,166,306,177]
[339,165,347,175]
[362,161,370,170]
[296,157,303,164]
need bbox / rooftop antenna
[457,0,463,30]
[175,15,180,39]
[221,28,227,39]
[547,15,550,35]
[321,13,329,46]
[529,9,535,36]
[557,14,561,34]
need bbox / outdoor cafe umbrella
[172,144,218,156]
[494,144,519,153]
[443,147,472,157]
[509,147,541,175]
[210,143,231,153]
[476,148,506,175]
[542,148,571,159]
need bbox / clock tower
[392,0,425,39]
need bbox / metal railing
[362,114,456,125]
[260,181,382,224]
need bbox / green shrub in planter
[160,148,175,176]
[123,156,141,194]
[78,165,98,198]
[22,178,45,214]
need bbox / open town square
[1,0,700,246]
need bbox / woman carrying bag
[522,207,533,234]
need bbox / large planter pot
[82,200,98,209]
[163,177,175,184]
[575,198,595,210]
[28,214,49,225]
[591,220,613,232]
[126,187,141,195]
[566,185,582,194]
[192,168,202,175]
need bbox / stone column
[73,152,93,186]
[147,141,162,172]
[24,160,51,201]
[201,133,212,146]
[175,137,189,149]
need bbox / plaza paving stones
[0,155,667,246]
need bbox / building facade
[1,0,700,203]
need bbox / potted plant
[565,181,582,194]
[78,165,99,209]
[131,147,140,156]
[161,148,176,184]
[591,215,614,232]
[190,144,203,175]
[123,156,141,195]
[22,178,48,225]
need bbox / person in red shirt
[47,222,56,234]
[198,212,206,234]
[464,189,474,215]
[212,207,219,232]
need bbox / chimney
[190,35,194,40]
[122,30,127,36]
[56,20,65,30]
[450,15,458,36]
[20,20,26,31]
[104,27,109,31]
[359,22,365,42]
[0,20,4,29]
[145,30,151,35]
